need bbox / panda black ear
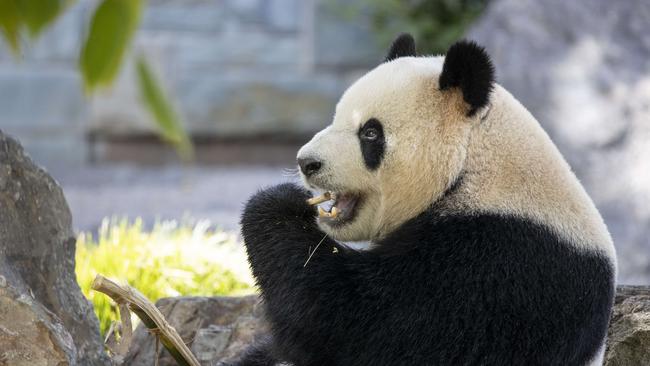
[439,40,495,116]
[384,33,416,62]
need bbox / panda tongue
[320,200,335,212]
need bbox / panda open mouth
[307,192,361,226]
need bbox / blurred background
[1,0,649,331]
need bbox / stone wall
[0,0,381,167]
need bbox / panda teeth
[311,191,340,219]
[318,203,339,218]
[318,206,335,218]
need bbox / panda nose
[298,157,322,177]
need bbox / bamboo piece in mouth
[307,192,332,206]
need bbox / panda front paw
[241,183,316,228]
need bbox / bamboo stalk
[92,274,200,366]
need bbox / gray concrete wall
[0,0,382,167]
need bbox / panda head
[297,34,495,242]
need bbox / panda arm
[240,183,343,291]
[242,184,458,364]
[240,184,386,346]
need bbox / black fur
[384,33,417,62]
[439,40,495,116]
[235,183,615,366]
[221,336,278,366]
[358,118,385,170]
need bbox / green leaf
[80,0,143,91]
[136,56,193,159]
[18,0,66,37]
[0,0,22,53]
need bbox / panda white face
[297,51,473,242]
[296,34,616,263]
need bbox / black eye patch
[358,118,385,170]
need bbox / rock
[127,286,650,365]
[606,286,650,366]
[468,0,650,284]
[0,130,109,365]
[0,283,77,365]
[125,295,266,365]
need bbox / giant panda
[232,34,617,366]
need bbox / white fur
[298,56,617,267]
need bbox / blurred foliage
[136,56,193,160]
[80,0,142,92]
[19,0,66,37]
[76,218,254,335]
[0,0,192,158]
[0,0,69,52]
[0,1,21,52]
[340,0,489,55]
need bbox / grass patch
[75,217,254,334]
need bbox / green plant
[76,218,254,334]
[339,0,489,55]
[0,0,191,157]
